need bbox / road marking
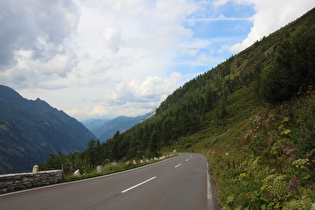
[121,176,156,193]
[174,164,181,168]
[206,159,214,209]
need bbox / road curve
[0,153,217,210]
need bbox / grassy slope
[173,90,314,209]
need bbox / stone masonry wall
[0,170,63,194]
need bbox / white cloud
[64,72,183,119]
[181,49,199,57]
[62,72,183,119]
[85,101,157,119]
[5,49,76,89]
[103,27,124,53]
[108,72,183,104]
[0,0,79,68]
[228,0,315,52]
[213,0,230,7]
[1,0,313,120]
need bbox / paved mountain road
[0,153,216,210]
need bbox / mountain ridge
[0,85,96,174]
[90,115,145,142]
[82,108,156,142]
[81,118,110,131]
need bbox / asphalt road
[0,153,217,210]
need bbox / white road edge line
[121,176,156,193]
[174,164,181,168]
[206,159,214,210]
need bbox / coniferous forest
[41,8,315,209]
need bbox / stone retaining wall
[0,170,63,194]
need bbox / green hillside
[42,7,315,209]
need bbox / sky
[1,0,314,121]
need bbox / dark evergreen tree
[205,88,217,112]
[86,139,96,167]
[147,129,159,158]
[259,32,315,104]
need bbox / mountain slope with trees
[0,85,96,173]
[42,7,315,209]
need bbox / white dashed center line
[174,164,181,168]
[121,176,156,193]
